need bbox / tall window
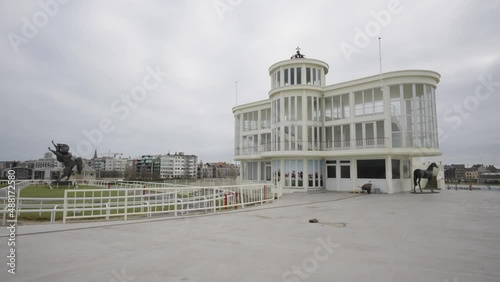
[284,159,304,187]
[260,108,271,129]
[242,135,258,154]
[403,160,411,178]
[325,124,350,150]
[260,133,271,152]
[392,159,400,179]
[340,160,351,178]
[283,68,302,86]
[307,96,321,121]
[272,160,281,185]
[272,127,281,151]
[272,99,280,123]
[325,93,349,121]
[243,111,258,132]
[307,159,324,188]
[261,162,271,181]
[305,68,321,85]
[272,71,281,89]
[355,88,384,117]
[326,160,336,178]
[284,96,301,121]
[392,83,438,149]
[284,125,303,151]
[242,162,258,181]
[390,85,402,147]
[355,121,385,148]
[307,126,322,151]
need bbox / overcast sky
[1,0,499,166]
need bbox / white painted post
[240,186,244,209]
[63,190,67,224]
[174,189,178,217]
[51,205,58,223]
[260,186,264,205]
[124,189,128,221]
[145,201,151,218]
[105,203,110,220]
[213,188,217,213]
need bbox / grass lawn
[20,184,101,198]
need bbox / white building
[104,157,129,172]
[32,152,63,179]
[233,50,441,193]
[159,152,198,179]
[34,152,63,170]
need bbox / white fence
[0,183,279,224]
[62,184,275,223]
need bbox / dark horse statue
[413,162,438,193]
[48,140,83,182]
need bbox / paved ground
[1,190,499,282]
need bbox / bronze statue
[413,163,438,193]
[48,140,83,181]
[291,47,305,59]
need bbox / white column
[383,85,392,148]
[351,159,357,192]
[302,90,308,151]
[386,156,393,194]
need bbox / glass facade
[325,93,350,121]
[236,83,438,157]
[390,84,438,148]
[236,58,439,191]
[271,67,321,89]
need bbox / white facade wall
[233,55,442,193]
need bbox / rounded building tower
[266,48,330,189]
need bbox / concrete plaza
[1,189,499,282]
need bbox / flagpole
[235,81,238,106]
[378,37,383,91]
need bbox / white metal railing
[1,197,65,225]
[62,184,276,224]
[0,182,278,224]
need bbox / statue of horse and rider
[48,140,83,182]
[413,162,439,193]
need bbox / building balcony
[235,137,440,159]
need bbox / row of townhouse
[444,164,500,182]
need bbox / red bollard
[224,193,228,210]
[235,192,238,210]
[107,182,110,189]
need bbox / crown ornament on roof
[291,46,305,59]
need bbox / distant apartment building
[451,164,466,180]
[198,162,214,178]
[104,158,129,173]
[87,150,129,178]
[135,155,158,179]
[464,168,478,181]
[31,152,63,179]
[198,162,239,178]
[159,152,197,179]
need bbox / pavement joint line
[0,193,363,238]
